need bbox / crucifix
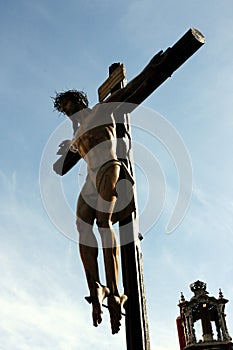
[53,28,205,350]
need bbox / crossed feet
[85,282,127,334]
[108,293,128,334]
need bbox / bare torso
[71,104,118,169]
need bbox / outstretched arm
[53,140,81,176]
[105,50,166,106]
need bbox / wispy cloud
[0,170,126,349]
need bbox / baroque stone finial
[180,292,185,302]
[190,280,208,296]
[219,288,224,299]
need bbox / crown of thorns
[53,90,89,113]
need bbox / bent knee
[76,215,93,232]
[96,218,112,229]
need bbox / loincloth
[79,160,136,224]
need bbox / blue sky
[1,1,233,349]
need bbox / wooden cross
[97,28,205,350]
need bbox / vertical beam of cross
[108,63,151,350]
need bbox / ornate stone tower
[177,280,233,350]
